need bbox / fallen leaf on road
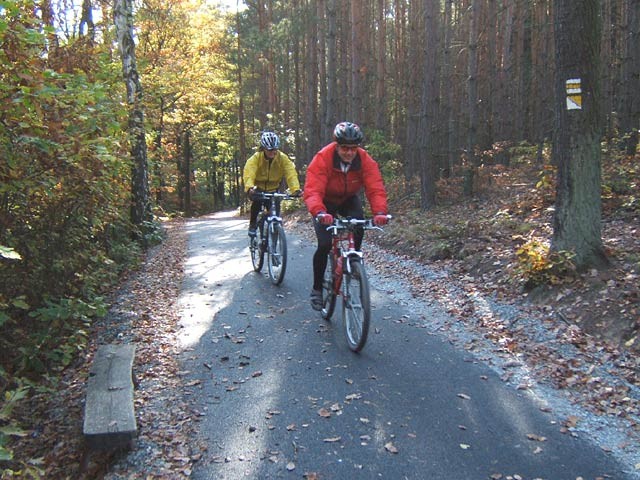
[385,442,399,453]
[526,434,547,442]
[324,436,341,443]
[318,408,331,418]
[457,393,471,400]
[460,444,471,449]
[564,415,580,427]
[286,462,295,471]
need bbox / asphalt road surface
[177,211,633,480]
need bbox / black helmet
[333,122,363,145]
[260,131,281,150]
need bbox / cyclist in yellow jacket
[243,131,301,237]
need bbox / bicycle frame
[326,218,377,295]
[256,193,286,235]
[249,192,297,285]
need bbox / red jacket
[303,142,388,217]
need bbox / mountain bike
[248,192,299,285]
[320,216,390,352]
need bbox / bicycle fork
[334,252,364,297]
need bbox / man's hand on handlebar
[247,186,262,201]
[290,189,303,198]
[373,213,390,227]
[316,212,334,226]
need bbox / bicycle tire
[267,223,287,285]
[250,230,264,272]
[342,259,371,352]
[321,254,337,321]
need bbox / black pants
[312,195,364,290]
[249,196,280,229]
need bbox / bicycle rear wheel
[267,223,287,285]
[321,254,337,320]
[250,232,264,272]
[342,260,371,352]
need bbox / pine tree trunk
[621,0,640,154]
[552,0,608,270]
[325,0,337,135]
[419,0,439,210]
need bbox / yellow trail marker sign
[566,78,582,110]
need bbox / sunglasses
[338,145,359,152]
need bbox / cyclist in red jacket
[303,122,389,311]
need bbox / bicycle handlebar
[252,191,302,201]
[325,215,392,234]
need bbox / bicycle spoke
[321,254,336,320]
[268,224,287,285]
[342,261,370,352]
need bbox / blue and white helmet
[260,131,281,150]
[333,122,363,145]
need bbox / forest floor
[6,150,639,479]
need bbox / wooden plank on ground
[83,344,137,450]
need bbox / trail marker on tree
[566,78,582,110]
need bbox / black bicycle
[249,192,298,285]
[320,216,390,352]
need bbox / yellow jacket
[243,150,300,193]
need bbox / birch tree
[114,0,151,225]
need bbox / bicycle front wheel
[267,223,287,285]
[342,260,371,352]
[321,254,337,321]
[250,233,264,272]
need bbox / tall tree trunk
[404,1,423,183]
[419,0,439,210]
[153,97,166,203]
[257,1,269,121]
[374,0,386,131]
[443,0,454,178]
[464,0,481,196]
[236,3,247,192]
[113,0,151,226]
[325,0,338,135]
[498,1,515,140]
[304,0,320,158]
[350,0,366,122]
[486,0,497,147]
[291,0,303,166]
[620,0,640,154]
[317,0,327,135]
[393,0,407,155]
[183,130,192,217]
[552,0,608,270]
[266,1,277,118]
